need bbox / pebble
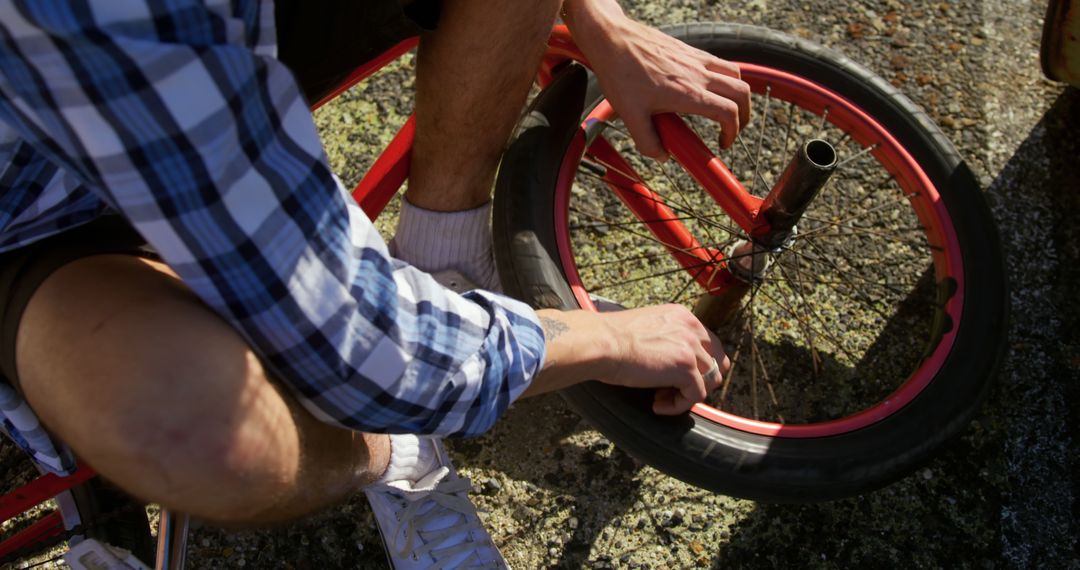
[482,478,503,495]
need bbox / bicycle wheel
[0,439,155,567]
[493,23,1007,502]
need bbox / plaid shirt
[0,0,545,438]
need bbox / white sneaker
[364,439,508,569]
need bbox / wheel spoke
[836,142,880,169]
[773,259,823,379]
[578,159,744,237]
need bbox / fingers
[623,112,669,162]
[702,52,741,80]
[701,356,724,393]
[707,72,752,134]
[653,387,689,415]
[652,324,731,416]
[626,79,750,156]
[654,331,725,416]
[703,328,732,378]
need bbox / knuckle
[735,80,752,100]
[719,99,740,118]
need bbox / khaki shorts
[0,216,154,391]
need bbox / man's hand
[562,0,752,158]
[526,305,731,415]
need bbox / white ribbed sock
[389,198,501,291]
[376,434,440,485]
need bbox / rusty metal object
[1042,0,1080,87]
[753,139,837,249]
[693,140,836,332]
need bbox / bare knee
[16,255,303,521]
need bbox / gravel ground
[4,0,1077,568]
[171,0,1080,568]
[183,0,1078,567]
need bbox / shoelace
[391,476,502,570]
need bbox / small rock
[922,468,934,480]
[661,509,688,528]
[512,505,533,522]
[568,516,580,530]
[482,478,503,495]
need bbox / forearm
[521,309,618,397]
[560,0,628,48]
[522,304,731,415]
[561,0,624,25]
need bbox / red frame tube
[0,467,95,524]
[353,115,415,220]
[0,466,95,560]
[0,511,65,560]
[653,114,765,234]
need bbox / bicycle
[0,21,1007,569]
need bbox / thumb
[652,387,693,415]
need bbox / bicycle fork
[693,139,838,331]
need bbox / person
[0,0,746,567]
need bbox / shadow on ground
[450,88,1080,570]
[713,87,1080,569]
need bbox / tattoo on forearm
[540,316,570,342]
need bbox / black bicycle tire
[492,23,1008,502]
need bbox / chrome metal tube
[155,510,189,570]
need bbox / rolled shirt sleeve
[0,0,545,437]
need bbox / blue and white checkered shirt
[0,0,545,438]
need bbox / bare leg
[406,0,562,212]
[16,255,389,524]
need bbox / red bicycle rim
[554,63,965,438]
